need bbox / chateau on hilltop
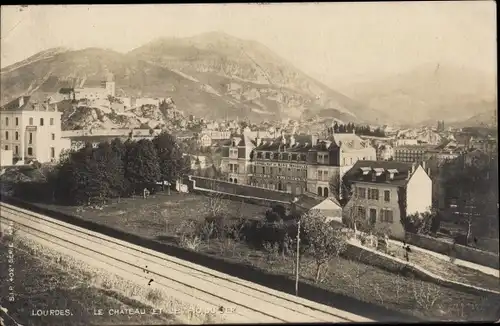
[73,73,116,100]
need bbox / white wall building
[0,149,13,166]
[0,96,71,164]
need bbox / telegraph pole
[291,197,300,296]
[295,218,301,296]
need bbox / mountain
[1,32,372,127]
[339,63,497,126]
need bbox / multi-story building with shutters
[219,131,376,197]
[342,160,432,239]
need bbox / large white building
[0,96,71,164]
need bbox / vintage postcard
[0,2,498,325]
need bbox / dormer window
[292,154,298,161]
[265,152,271,159]
[360,167,371,175]
[387,168,398,180]
[373,168,384,176]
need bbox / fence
[188,176,296,203]
[405,232,499,269]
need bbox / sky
[0,2,496,87]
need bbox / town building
[393,145,437,163]
[394,138,419,147]
[199,133,212,147]
[220,134,256,185]
[424,140,465,165]
[219,131,376,197]
[470,136,497,155]
[416,129,442,145]
[0,96,70,164]
[376,144,394,161]
[342,160,432,240]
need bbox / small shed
[309,197,343,225]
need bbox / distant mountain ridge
[1,32,373,124]
[340,63,497,125]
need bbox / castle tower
[105,73,116,97]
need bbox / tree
[302,211,347,282]
[93,142,127,200]
[153,132,190,185]
[125,139,161,193]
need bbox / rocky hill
[1,32,372,126]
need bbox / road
[0,202,373,324]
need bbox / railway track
[0,202,374,324]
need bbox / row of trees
[439,152,499,242]
[51,132,191,205]
[328,122,386,137]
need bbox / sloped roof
[311,197,342,211]
[343,160,414,186]
[1,96,57,112]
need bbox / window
[384,190,390,202]
[323,187,329,197]
[40,118,44,126]
[15,146,18,155]
[29,133,33,144]
[29,117,33,125]
[50,147,55,158]
[15,132,19,140]
[50,118,54,125]
[369,208,377,224]
[5,131,8,140]
[51,133,55,141]
[257,152,262,159]
[261,166,265,174]
[5,117,8,126]
[317,187,323,196]
[27,147,33,156]
[356,206,366,219]
[358,187,366,199]
[292,154,297,161]
[265,152,270,159]
[381,209,394,223]
[15,117,19,126]
[4,145,8,150]
[368,188,379,200]
[318,170,323,181]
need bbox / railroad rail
[0,202,374,324]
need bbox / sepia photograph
[0,2,498,325]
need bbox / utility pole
[291,197,300,296]
[295,218,301,296]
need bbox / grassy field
[20,192,500,321]
[0,239,177,326]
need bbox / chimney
[422,161,426,170]
[255,136,262,147]
[290,135,296,147]
[18,97,24,108]
[427,168,431,176]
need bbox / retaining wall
[405,232,499,269]
[344,240,500,298]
